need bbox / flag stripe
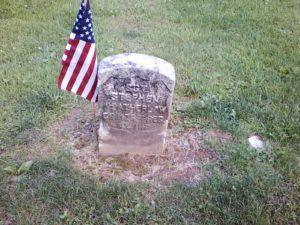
[76,51,97,95]
[66,44,71,50]
[71,44,96,94]
[62,54,67,61]
[81,58,97,98]
[57,39,80,88]
[70,32,76,39]
[86,75,98,101]
[61,40,86,90]
[90,83,99,102]
[66,42,92,91]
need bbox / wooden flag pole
[84,0,98,151]
[92,102,99,151]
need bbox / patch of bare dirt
[0,208,15,225]
[39,104,227,185]
[72,128,219,185]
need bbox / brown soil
[0,208,14,225]
[45,104,223,185]
[72,128,219,185]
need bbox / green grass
[169,0,300,147]
[0,0,299,224]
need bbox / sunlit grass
[0,0,299,224]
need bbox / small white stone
[248,135,265,149]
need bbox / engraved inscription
[99,71,171,133]
[98,53,176,155]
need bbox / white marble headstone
[98,53,175,155]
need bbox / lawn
[0,0,299,224]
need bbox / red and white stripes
[58,33,98,102]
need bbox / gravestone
[98,53,175,155]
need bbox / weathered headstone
[98,53,175,155]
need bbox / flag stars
[71,1,95,42]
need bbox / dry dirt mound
[72,128,219,185]
[48,105,231,185]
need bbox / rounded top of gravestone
[99,53,175,81]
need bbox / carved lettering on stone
[98,53,175,155]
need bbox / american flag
[58,0,98,102]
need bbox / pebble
[248,135,265,149]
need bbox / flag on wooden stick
[58,0,98,102]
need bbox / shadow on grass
[0,148,298,225]
[0,87,70,148]
[0,156,156,224]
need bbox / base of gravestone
[99,127,166,155]
[98,122,167,155]
[73,126,220,185]
[42,102,220,185]
[97,53,175,155]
